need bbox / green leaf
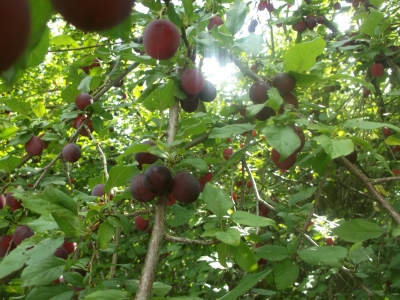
[52,214,81,236]
[255,245,288,262]
[287,235,301,256]
[327,75,375,92]
[166,205,195,227]
[262,125,300,160]
[209,124,255,139]
[231,240,258,272]
[284,36,326,73]
[142,80,175,112]
[167,3,184,27]
[225,0,246,36]
[343,118,400,132]
[21,256,66,287]
[26,285,73,300]
[349,243,373,265]
[215,228,241,246]
[266,88,283,112]
[50,35,80,48]
[230,211,277,228]
[202,183,233,220]
[331,219,384,243]
[298,246,348,267]
[274,258,299,290]
[360,10,384,36]
[217,243,229,268]
[290,72,321,88]
[385,135,400,146]
[105,166,136,194]
[98,221,115,249]
[176,158,209,173]
[313,135,354,159]
[218,269,272,300]
[5,99,31,117]
[234,34,264,56]
[288,187,317,208]
[26,215,59,233]
[0,156,22,174]
[151,282,172,297]
[84,290,128,300]
[28,28,49,67]
[211,25,234,46]
[182,0,194,18]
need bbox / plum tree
[259,203,270,217]
[6,193,22,212]
[54,248,69,260]
[143,19,180,60]
[73,115,93,136]
[258,1,267,11]
[129,174,157,202]
[168,194,176,206]
[344,149,357,164]
[62,241,76,254]
[223,148,233,160]
[255,106,276,121]
[291,125,306,153]
[383,127,392,137]
[12,225,34,246]
[134,140,159,170]
[142,164,173,195]
[248,19,258,33]
[51,0,135,31]
[171,172,200,204]
[135,216,149,231]
[198,80,217,102]
[0,0,30,73]
[272,73,296,94]
[266,3,274,12]
[305,15,317,30]
[207,16,223,30]
[75,93,93,110]
[325,237,334,245]
[25,136,45,156]
[80,58,101,74]
[62,143,81,163]
[278,93,299,113]
[249,81,270,104]
[180,97,200,113]
[293,21,306,33]
[370,63,385,77]
[0,194,5,209]
[0,235,14,257]
[333,2,341,10]
[180,69,205,95]
[271,148,298,169]
[317,15,325,24]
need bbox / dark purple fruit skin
[142,164,173,195]
[0,194,5,209]
[344,149,357,164]
[75,93,93,110]
[171,172,200,204]
[180,97,200,113]
[0,235,14,257]
[198,80,217,102]
[91,184,105,197]
[271,148,297,169]
[62,143,81,163]
[249,81,270,104]
[51,0,135,32]
[272,73,296,95]
[12,225,34,246]
[25,136,45,156]
[6,193,22,212]
[255,106,276,121]
[129,174,156,202]
[134,141,159,171]
[135,216,149,231]
[0,0,30,73]
[54,248,69,260]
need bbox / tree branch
[165,234,219,245]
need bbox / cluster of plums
[130,141,200,204]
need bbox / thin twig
[85,125,109,180]
[109,227,121,279]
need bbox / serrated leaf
[0,156,22,174]
[231,211,276,228]
[166,205,195,227]
[331,219,383,243]
[234,34,263,55]
[255,245,288,262]
[176,158,208,173]
[360,10,384,36]
[313,135,354,159]
[266,88,283,112]
[262,125,300,160]
[349,243,373,265]
[26,286,73,300]
[299,246,348,267]
[209,124,255,139]
[105,166,136,193]
[32,102,46,118]
[98,221,115,249]
[5,99,31,116]
[142,80,175,112]
[52,214,81,236]
[288,187,317,208]
[274,259,299,290]
[215,228,241,246]
[202,184,233,220]
[21,256,66,287]
[225,0,246,36]
[284,36,326,73]
[231,241,258,272]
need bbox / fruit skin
[135,216,149,231]
[0,235,15,257]
[80,58,101,74]
[12,225,34,246]
[249,81,270,104]
[180,69,205,95]
[51,0,134,32]
[198,81,217,102]
[272,73,296,95]
[0,0,30,73]
[266,3,274,12]
[0,194,5,209]
[171,172,200,204]
[393,169,400,176]
[143,19,180,60]
[316,16,325,24]
[62,241,76,254]
[62,143,81,163]
[134,140,159,170]
[325,237,334,246]
[223,148,233,160]
[25,136,45,156]
[73,115,93,136]
[370,63,384,77]
[142,164,173,195]
[255,106,276,121]
[259,203,270,217]
[6,193,22,212]
[290,125,305,153]
[383,127,392,137]
[333,2,341,10]
[305,16,317,30]
[168,194,176,206]
[293,21,306,32]
[180,97,200,113]
[258,1,267,11]
[208,16,224,30]
[129,174,156,202]
[271,148,297,169]
[75,93,93,110]
[91,184,114,199]
[54,248,69,260]
[344,149,357,164]
[246,181,253,188]
[278,93,298,113]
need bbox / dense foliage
[1,0,400,299]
